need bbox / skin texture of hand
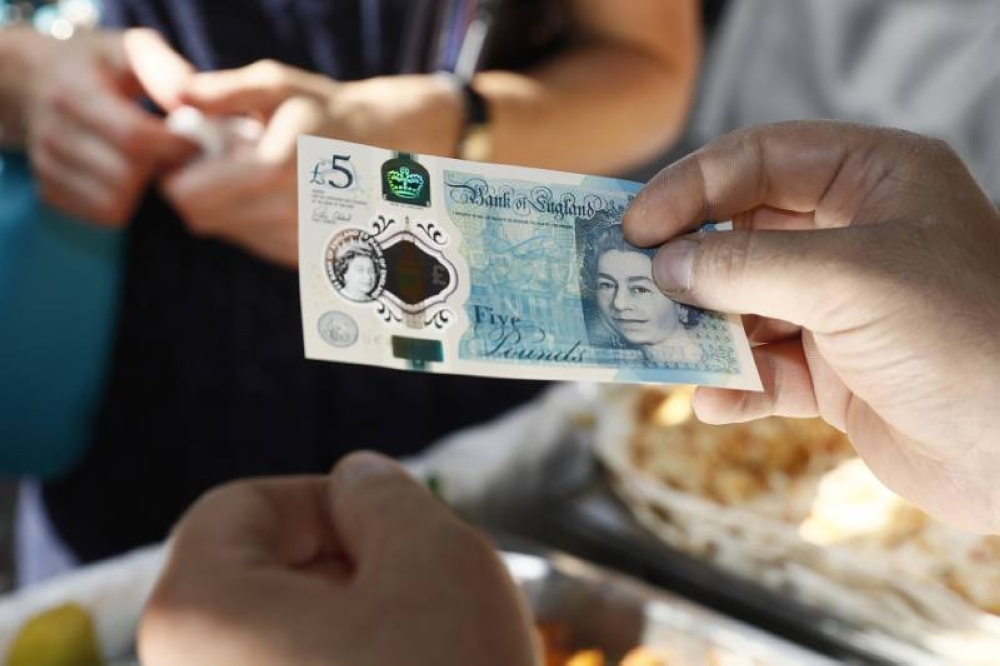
[18,29,196,226]
[139,452,538,666]
[623,121,1000,533]
[159,60,463,267]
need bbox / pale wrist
[327,74,465,157]
[423,73,465,157]
[0,28,52,145]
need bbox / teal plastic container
[0,151,123,478]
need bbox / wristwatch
[455,80,492,162]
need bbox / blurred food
[600,386,1000,651]
[801,457,1000,615]
[536,620,605,666]
[536,620,757,666]
[566,649,606,666]
[6,603,101,666]
[628,387,1000,613]
[619,646,667,665]
[630,387,853,521]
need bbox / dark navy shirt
[42,0,546,563]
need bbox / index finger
[180,60,328,116]
[123,28,196,112]
[622,121,893,247]
[57,86,197,164]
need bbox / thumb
[327,452,463,570]
[122,28,195,112]
[652,226,875,331]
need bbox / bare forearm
[476,40,698,174]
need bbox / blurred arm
[476,0,701,173]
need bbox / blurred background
[2,0,1000,664]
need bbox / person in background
[140,120,1000,666]
[0,0,702,580]
[689,0,1000,199]
[150,0,703,268]
[0,10,200,584]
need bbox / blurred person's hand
[139,452,537,666]
[623,121,1000,533]
[158,61,462,267]
[20,29,196,226]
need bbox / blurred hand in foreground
[623,121,1000,533]
[160,61,462,267]
[19,28,196,226]
[139,452,537,666]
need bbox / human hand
[623,121,1000,533]
[22,28,196,226]
[139,452,538,666]
[158,61,462,267]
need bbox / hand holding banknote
[140,453,536,666]
[623,121,1000,533]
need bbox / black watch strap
[459,80,489,126]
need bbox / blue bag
[0,151,123,478]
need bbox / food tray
[501,543,838,664]
[501,469,947,666]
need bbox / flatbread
[593,387,1000,661]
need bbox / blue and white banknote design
[298,136,761,389]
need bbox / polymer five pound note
[298,136,761,389]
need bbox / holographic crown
[386,166,425,200]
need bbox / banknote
[298,136,761,390]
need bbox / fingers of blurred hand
[257,96,328,164]
[122,28,196,112]
[693,338,819,423]
[181,60,327,116]
[52,82,196,165]
[326,452,482,572]
[324,453,539,666]
[160,158,297,265]
[211,194,299,267]
[161,156,291,226]
[160,155,276,205]
[141,476,349,666]
[622,121,899,247]
[169,476,340,569]
[31,148,138,226]
[143,456,534,666]
[40,118,134,186]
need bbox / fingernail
[653,239,698,294]
[334,452,397,487]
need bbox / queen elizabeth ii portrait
[580,218,704,365]
[325,229,386,304]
